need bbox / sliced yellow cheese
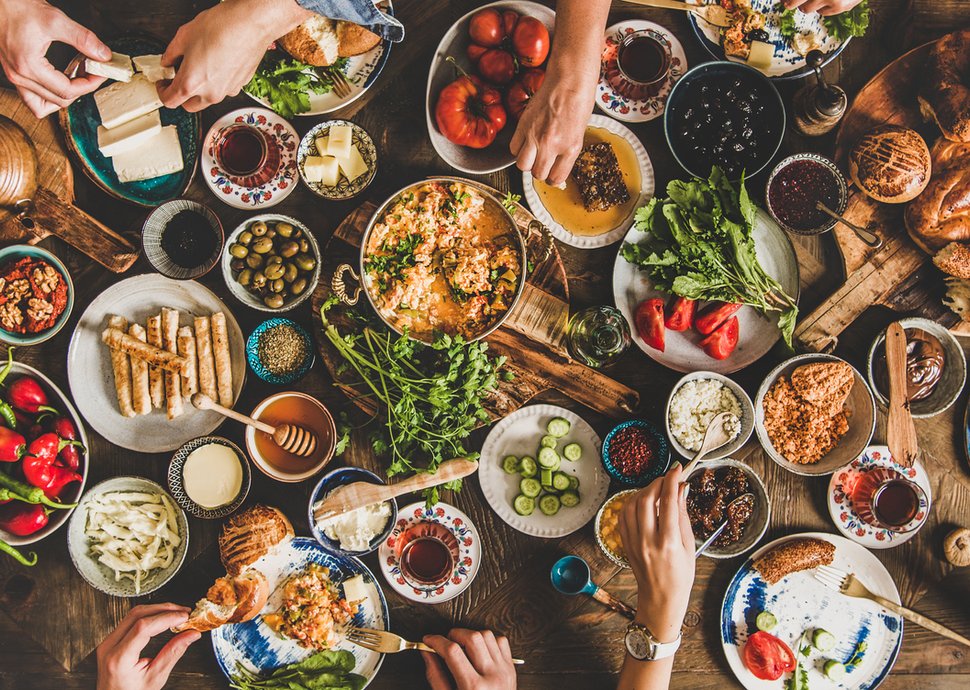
[336,144,368,183]
[112,125,184,183]
[132,54,176,82]
[746,40,775,71]
[85,52,133,82]
[341,574,368,603]
[97,109,162,157]
[95,75,163,130]
[304,155,340,186]
[326,124,353,159]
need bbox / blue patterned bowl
[601,419,671,487]
[167,436,251,519]
[0,245,74,346]
[246,318,314,384]
[297,120,378,200]
[308,467,397,557]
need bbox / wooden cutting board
[793,37,968,352]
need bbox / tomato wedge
[743,631,797,681]
[634,298,665,352]
[664,296,696,332]
[700,315,739,360]
[695,301,742,335]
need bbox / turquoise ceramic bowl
[59,36,201,206]
[0,245,74,346]
[246,318,314,384]
[601,419,671,488]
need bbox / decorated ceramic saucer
[201,108,298,209]
[595,20,687,123]
[827,445,932,549]
[378,501,480,603]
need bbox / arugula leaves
[245,52,350,118]
[230,650,365,690]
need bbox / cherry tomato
[435,73,507,149]
[505,68,545,120]
[512,16,550,67]
[477,48,516,85]
[468,8,504,47]
[634,298,665,352]
[501,10,520,37]
[742,631,797,681]
[664,296,696,332]
[466,43,488,63]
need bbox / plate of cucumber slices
[478,404,610,538]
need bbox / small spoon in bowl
[816,202,882,248]
[681,411,737,477]
[694,492,755,557]
[191,393,318,457]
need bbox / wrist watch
[624,621,681,661]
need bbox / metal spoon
[816,202,882,248]
[682,411,737,477]
[694,493,755,557]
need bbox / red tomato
[468,8,504,47]
[700,315,739,360]
[664,296,696,332]
[634,298,665,352]
[477,48,516,85]
[505,68,545,120]
[435,74,507,149]
[742,632,797,681]
[695,301,742,335]
[501,10,520,36]
[466,43,488,63]
[512,16,550,67]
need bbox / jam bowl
[765,153,848,236]
[601,419,671,488]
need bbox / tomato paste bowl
[308,466,398,557]
[245,391,337,483]
[601,419,671,487]
[0,245,74,347]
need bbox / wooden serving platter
[310,181,640,421]
[794,37,968,352]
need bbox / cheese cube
[97,110,162,157]
[304,155,340,186]
[314,135,329,154]
[112,125,184,183]
[341,574,368,603]
[94,75,164,129]
[84,52,133,82]
[132,54,176,82]
[746,41,775,70]
[336,144,368,183]
[326,125,353,159]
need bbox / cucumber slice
[519,456,537,478]
[563,443,582,461]
[823,660,846,681]
[502,455,520,474]
[547,417,571,438]
[560,490,580,507]
[537,447,560,469]
[813,629,836,652]
[552,472,570,491]
[540,435,558,449]
[540,468,553,488]
[520,477,542,498]
[513,494,535,516]
[539,494,561,515]
[567,475,580,491]
[755,611,777,632]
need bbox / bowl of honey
[244,391,336,482]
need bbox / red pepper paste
[0,258,68,334]
[609,425,658,478]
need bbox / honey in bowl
[248,392,335,480]
[533,126,640,237]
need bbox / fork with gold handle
[347,626,526,664]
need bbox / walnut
[3,278,29,302]
[26,298,53,322]
[0,303,23,330]
[32,266,59,294]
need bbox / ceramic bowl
[665,371,754,461]
[601,419,671,487]
[245,391,337,483]
[297,120,378,200]
[67,476,189,597]
[167,436,251,519]
[308,467,398,556]
[593,489,637,567]
[246,318,314,385]
[221,214,320,313]
[685,458,770,559]
[755,353,876,476]
[764,154,848,236]
[142,199,224,280]
[866,318,966,419]
[0,245,74,346]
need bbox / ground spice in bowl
[257,322,310,377]
[602,420,670,487]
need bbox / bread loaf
[848,125,931,204]
[918,29,970,143]
[279,16,380,67]
[904,165,970,253]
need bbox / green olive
[283,262,298,283]
[266,255,283,267]
[290,277,308,296]
[237,268,253,287]
[276,222,295,238]
[270,278,285,293]
[230,259,245,272]
[251,220,268,236]
[299,239,310,253]
[245,253,264,270]
[263,294,285,309]
[264,263,285,280]
[291,228,303,239]
[279,241,300,258]
[229,243,249,259]
[252,237,274,254]
[238,230,254,245]
[251,271,267,289]
[266,229,277,240]
[294,253,317,271]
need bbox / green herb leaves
[230,650,365,690]
[773,2,869,45]
[245,53,350,118]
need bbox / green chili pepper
[0,472,75,509]
[0,402,16,429]
[0,539,37,567]
[0,347,13,388]
[0,488,31,504]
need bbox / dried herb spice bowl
[601,419,671,487]
[246,318,315,385]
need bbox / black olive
[735,101,752,116]
[748,29,769,42]
[731,141,746,154]
[741,127,754,140]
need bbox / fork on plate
[814,564,970,648]
[328,68,352,98]
[346,626,526,664]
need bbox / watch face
[625,628,652,660]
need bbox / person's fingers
[478,629,504,666]
[50,11,111,61]
[115,609,193,661]
[546,152,576,187]
[678,481,695,549]
[421,650,455,690]
[659,464,683,540]
[447,628,493,674]
[495,634,513,662]
[515,139,538,175]
[784,0,807,8]
[101,604,190,653]
[531,150,555,185]
[11,75,72,109]
[510,120,527,156]
[798,0,826,12]
[816,4,842,16]
[634,475,663,538]
[68,73,108,96]
[31,60,88,101]
[18,87,60,118]
[180,95,214,113]
[157,75,193,109]
[161,27,187,69]
[146,630,200,683]
[423,634,477,684]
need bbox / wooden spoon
[191,393,317,457]
[312,458,479,522]
[620,0,730,27]
[682,411,737,477]
[885,322,919,467]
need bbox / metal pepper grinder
[792,50,847,136]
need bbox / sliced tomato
[634,298,665,352]
[742,631,797,681]
[664,296,696,332]
[695,301,742,335]
[699,315,739,360]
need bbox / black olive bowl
[663,61,785,181]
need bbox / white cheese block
[112,125,184,183]
[97,109,162,157]
[326,125,353,159]
[746,40,775,70]
[341,574,368,603]
[132,54,176,82]
[304,155,340,185]
[336,144,368,182]
[314,135,329,153]
[94,75,164,130]
[84,52,133,82]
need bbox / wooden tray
[310,181,639,421]
[793,37,967,352]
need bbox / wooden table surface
[1,1,969,688]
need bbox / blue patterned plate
[721,532,902,690]
[211,537,388,686]
[59,36,200,206]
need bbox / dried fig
[944,527,970,567]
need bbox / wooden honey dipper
[191,393,317,457]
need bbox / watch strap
[627,622,681,660]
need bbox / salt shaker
[792,50,847,137]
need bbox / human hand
[158,0,311,112]
[96,603,201,690]
[618,464,695,642]
[0,0,109,117]
[783,0,863,16]
[422,629,517,690]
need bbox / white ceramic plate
[478,404,609,538]
[721,532,902,690]
[67,274,246,453]
[613,208,799,374]
[212,537,387,687]
[522,114,654,249]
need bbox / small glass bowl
[764,153,848,236]
[601,419,671,488]
[593,489,638,567]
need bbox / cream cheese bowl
[167,436,251,520]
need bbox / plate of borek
[721,533,902,690]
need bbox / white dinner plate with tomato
[721,532,902,690]
[612,208,798,374]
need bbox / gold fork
[329,68,353,98]
[814,565,970,648]
[346,627,526,664]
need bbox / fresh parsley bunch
[245,52,350,118]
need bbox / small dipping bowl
[765,153,848,237]
[142,199,224,280]
[308,467,398,557]
[866,317,966,418]
[593,489,637,567]
[167,436,251,519]
[550,555,599,596]
[245,391,336,483]
[665,371,754,461]
[0,245,74,346]
[247,317,315,385]
[601,419,671,488]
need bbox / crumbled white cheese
[318,501,391,552]
[668,379,742,452]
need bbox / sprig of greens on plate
[776,1,870,44]
[245,51,350,118]
[230,650,365,690]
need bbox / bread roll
[336,21,380,57]
[933,242,970,280]
[918,29,970,143]
[279,15,340,67]
[177,326,198,398]
[128,324,151,416]
[147,314,165,409]
[161,308,183,420]
[106,316,135,418]
[904,165,970,252]
[194,316,217,401]
[171,570,269,633]
[211,312,233,407]
[849,125,931,204]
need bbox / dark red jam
[609,425,658,477]
[768,158,841,232]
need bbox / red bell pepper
[6,376,53,415]
[21,433,76,489]
[0,502,48,537]
[42,465,81,501]
[695,302,742,335]
[664,296,696,332]
[51,416,83,470]
[634,298,666,352]
[700,316,740,360]
[0,427,26,462]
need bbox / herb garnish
[230,650,364,690]
[245,52,350,118]
[774,2,869,45]
[501,192,522,214]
